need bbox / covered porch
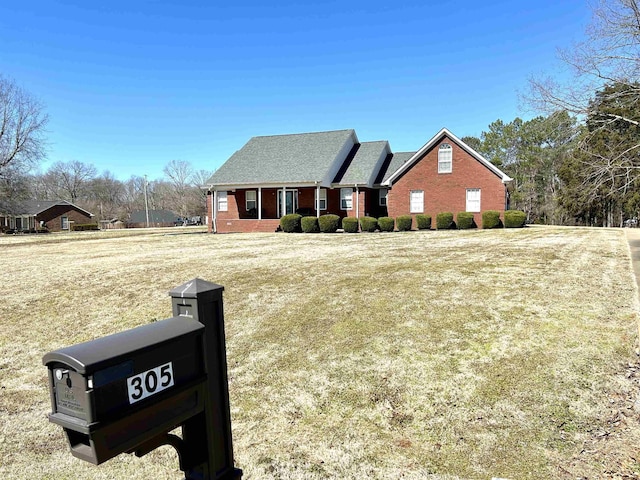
[208,185,375,233]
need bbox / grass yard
[1,226,639,479]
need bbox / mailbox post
[169,278,242,480]
[43,278,242,480]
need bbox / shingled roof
[375,151,416,185]
[13,200,93,217]
[332,141,391,186]
[207,129,358,187]
[206,127,512,190]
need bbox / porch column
[281,187,286,218]
[258,187,262,220]
[355,184,360,221]
[212,189,217,233]
[316,184,320,218]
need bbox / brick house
[204,128,512,233]
[1,200,94,232]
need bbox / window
[466,188,481,212]
[410,190,424,213]
[315,189,327,210]
[218,191,228,212]
[246,190,257,211]
[61,216,69,230]
[379,188,388,207]
[340,188,353,210]
[438,143,452,173]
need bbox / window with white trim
[340,188,353,210]
[466,188,481,212]
[379,188,388,207]
[61,216,69,230]
[315,189,327,210]
[245,190,257,211]
[438,143,452,173]
[410,190,424,213]
[218,191,228,212]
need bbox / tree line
[1,0,639,227]
[461,0,640,227]
[29,159,211,222]
[463,81,639,227]
[0,76,211,223]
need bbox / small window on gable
[379,188,388,207]
[246,190,257,211]
[410,190,424,213]
[315,189,327,210]
[340,188,353,210]
[218,191,228,212]
[438,143,452,173]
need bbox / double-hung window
[410,190,424,213]
[379,188,388,207]
[466,188,481,212]
[218,191,228,212]
[438,143,452,173]
[340,188,353,210]
[245,190,257,211]
[315,189,327,210]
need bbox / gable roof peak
[383,128,512,186]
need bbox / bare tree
[528,0,640,212]
[0,76,48,214]
[46,160,97,202]
[163,159,195,217]
[529,0,640,123]
[122,175,147,217]
[0,76,48,175]
[86,171,125,221]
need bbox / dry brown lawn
[1,226,639,479]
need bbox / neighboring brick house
[1,200,94,232]
[204,128,512,233]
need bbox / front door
[277,190,298,217]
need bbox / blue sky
[1,0,591,181]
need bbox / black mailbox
[43,316,206,465]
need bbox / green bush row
[280,210,527,232]
[480,210,526,229]
[72,223,100,231]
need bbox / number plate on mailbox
[127,362,174,404]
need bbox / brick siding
[387,136,507,228]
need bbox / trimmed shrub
[396,215,413,231]
[342,217,359,233]
[360,216,378,232]
[378,216,395,232]
[504,210,527,228]
[482,210,503,229]
[72,223,100,231]
[436,212,455,230]
[280,214,302,233]
[456,212,477,229]
[319,214,340,233]
[416,214,431,230]
[301,216,319,233]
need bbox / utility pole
[144,175,150,228]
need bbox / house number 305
[127,362,174,404]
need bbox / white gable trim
[382,128,513,187]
